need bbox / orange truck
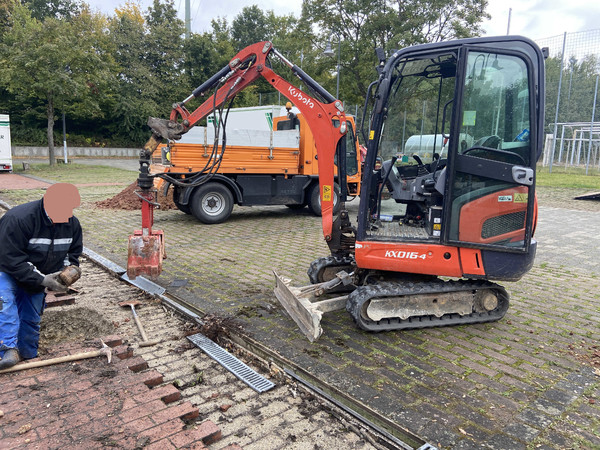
[151,104,361,224]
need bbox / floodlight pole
[323,34,341,99]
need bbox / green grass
[14,163,135,184]
[536,165,600,189]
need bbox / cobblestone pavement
[1,180,599,449]
[0,259,377,449]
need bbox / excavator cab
[357,37,544,280]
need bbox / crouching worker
[0,183,82,370]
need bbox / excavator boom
[127,41,348,279]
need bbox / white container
[0,114,12,172]
[206,105,283,132]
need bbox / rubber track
[307,255,355,284]
[346,279,509,331]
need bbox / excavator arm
[128,41,348,279]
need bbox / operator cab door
[445,46,537,253]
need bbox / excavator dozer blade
[273,271,348,342]
[127,230,165,280]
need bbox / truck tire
[173,187,192,215]
[285,203,306,210]
[307,182,340,216]
[190,182,234,224]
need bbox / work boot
[0,348,21,369]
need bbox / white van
[0,114,12,172]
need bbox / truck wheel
[173,187,191,215]
[285,203,306,210]
[190,183,234,224]
[307,182,340,216]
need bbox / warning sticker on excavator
[514,193,528,203]
[322,185,332,202]
[369,130,375,140]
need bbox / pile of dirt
[95,182,177,210]
[39,307,115,354]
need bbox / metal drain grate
[187,333,275,393]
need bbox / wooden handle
[133,314,149,342]
[0,348,111,374]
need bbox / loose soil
[39,307,115,355]
[94,182,177,210]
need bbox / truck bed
[168,127,302,175]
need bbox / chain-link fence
[535,29,600,173]
[256,32,600,172]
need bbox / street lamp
[323,33,341,99]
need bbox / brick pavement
[0,337,222,449]
[0,173,51,190]
[1,181,599,448]
[0,257,378,449]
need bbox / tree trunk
[47,93,55,166]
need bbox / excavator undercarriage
[274,256,510,341]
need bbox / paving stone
[483,433,527,450]
[541,388,579,405]
[504,421,541,441]
[420,421,461,448]
[450,438,488,449]
[3,181,600,449]
[515,407,554,429]
[532,396,567,416]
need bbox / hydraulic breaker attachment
[127,189,166,280]
[273,270,353,342]
[127,133,167,280]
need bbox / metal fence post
[550,32,567,174]
[586,75,599,175]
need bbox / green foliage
[231,5,270,51]
[0,3,115,163]
[0,0,490,149]
[22,0,81,20]
[14,163,135,184]
[536,166,600,189]
[301,0,489,105]
[545,54,600,133]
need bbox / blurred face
[43,183,81,223]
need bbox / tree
[301,0,489,105]
[545,54,600,134]
[231,5,270,51]
[22,0,81,21]
[0,3,114,164]
[106,2,160,144]
[144,0,187,112]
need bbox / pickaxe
[0,340,112,374]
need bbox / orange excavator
[127,36,546,341]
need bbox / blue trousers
[0,272,46,359]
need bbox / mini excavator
[127,36,546,341]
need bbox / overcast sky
[87,0,598,41]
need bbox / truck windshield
[378,53,457,166]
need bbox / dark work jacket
[0,199,82,293]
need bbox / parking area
[1,170,599,449]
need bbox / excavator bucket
[127,230,165,280]
[273,271,350,342]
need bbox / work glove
[41,271,68,293]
